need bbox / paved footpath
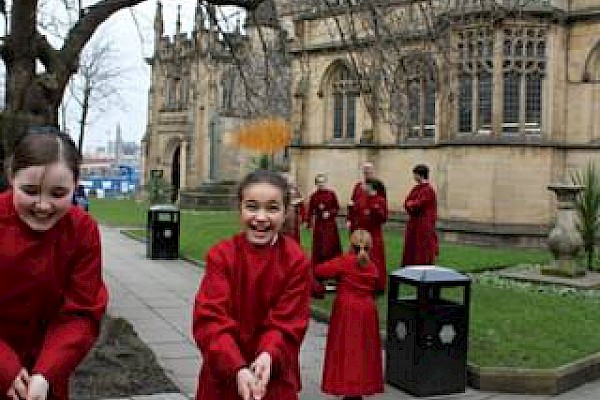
[101,225,600,400]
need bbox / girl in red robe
[307,174,342,266]
[0,129,108,400]
[193,170,311,400]
[314,229,384,400]
[402,164,439,266]
[347,178,388,292]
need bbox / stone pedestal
[542,183,585,277]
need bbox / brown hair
[350,229,372,267]
[413,164,430,180]
[9,128,82,182]
[237,169,291,210]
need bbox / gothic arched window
[329,65,357,140]
[457,28,494,134]
[457,25,546,136]
[500,27,545,134]
[392,53,437,140]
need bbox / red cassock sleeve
[193,248,247,381]
[307,194,316,229]
[347,183,361,226]
[404,185,434,215]
[256,254,310,373]
[368,194,388,224]
[330,191,340,218]
[299,202,307,225]
[0,340,22,394]
[32,220,108,388]
[314,256,343,282]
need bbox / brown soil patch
[70,315,180,400]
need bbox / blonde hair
[350,229,372,267]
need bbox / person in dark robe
[401,163,439,266]
[193,170,310,400]
[307,173,342,266]
[281,179,307,244]
[0,130,108,400]
[314,229,384,400]
[347,162,388,291]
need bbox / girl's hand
[236,368,256,400]
[26,375,48,400]
[7,368,29,400]
[250,352,272,400]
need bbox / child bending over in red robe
[193,170,311,400]
[0,128,108,400]
[314,229,384,400]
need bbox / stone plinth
[543,183,585,278]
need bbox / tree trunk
[0,0,267,190]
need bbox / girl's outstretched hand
[236,367,256,400]
[250,352,272,400]
[6,368,29,400]
[26,375,48,400]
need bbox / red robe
[314,254,383,396]
[193,233,310,400]
[307,188,342,265]
[402,181,439,266]
[0,191,108,400]
[347,182,388,291]
[282,201,306,244]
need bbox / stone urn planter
[542,183,585,277]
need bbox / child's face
[240,182,286,245]
[11,162,76,231]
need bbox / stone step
[179,191,236,210]
[195,180,237,194]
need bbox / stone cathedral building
[142,0,286,202]
[143,0,600,245]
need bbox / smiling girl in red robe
[0,129,108,400]
[193,170,311,400]
[314,229,384,400]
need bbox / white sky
[69,1,199,153]
[0,1,240,153]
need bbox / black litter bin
[147,204,180,260]
[386,266,471,397]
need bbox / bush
[571,162,600,270]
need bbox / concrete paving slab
[151,342,199,359]
[99,225,600,400]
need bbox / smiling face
[240,181,286,245]
[11,162,76,231]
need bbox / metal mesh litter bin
[386,266,471,397]
[147,204,180,260]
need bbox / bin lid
[149,204,179,212]
[390,266,470,284]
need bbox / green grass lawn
[90,198,600,369]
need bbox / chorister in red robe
[402,181,438,266]
[347,181,388,291]
[314,230,384,397]
[0,191,108,400]
[193,233,311,400]
[282,189,307,244]
[307,187,342,265]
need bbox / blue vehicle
[73,184,90,211]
